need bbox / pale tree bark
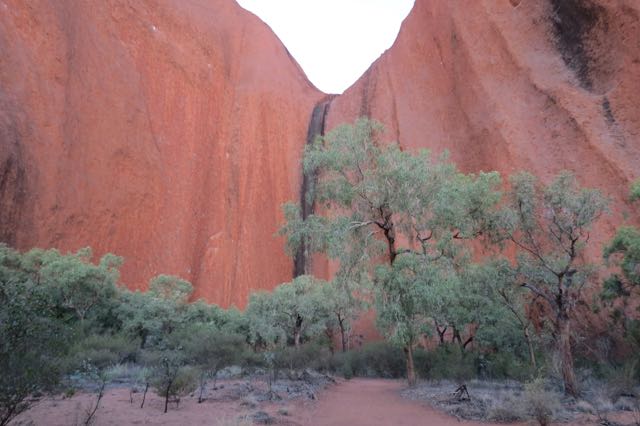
[404,345,417,387]
[557,315,578,396]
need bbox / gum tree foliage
[0,245,68,426]
[500,171,607,396]
[178,325,246,403]
[246,275,330,348]
[116,291,183,348]
[602,179,640,353]
[320,244,371,353]
[148,274,193,304]
[281,118,502,386]
[116,275,210,349]
[426,260,508,351]
[464,259,539,370]
[603,179,640,298]
[20,247,122,323]
[0,244,253,419]
[142,348,197,413]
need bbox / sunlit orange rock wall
[0,0,323,306]
[321,0,640,342]
[326,0,640,265]
[2,0,639,310]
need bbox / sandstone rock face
[0,0,323,306]
[1,0,638,309]
[326,0,640,262]
[320,0,640,342]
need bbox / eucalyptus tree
[501,171,607,396]
[281,118,503,385]
[464,259,538,369]
[116,289,188,349]
[601,179,640,355]
[246,275,329,348]
[178,325,246,403]
[148,274,193,304]
[603,179,640,298]
[0,245,68,426]
[25,247,122,323]
[320,244,370,353]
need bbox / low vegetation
[0,120,638,425]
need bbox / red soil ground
[15,379,510,426]
[15,377,637,425]
[294,378,491,426]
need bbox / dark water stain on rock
[294,96,335,277]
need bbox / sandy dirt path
[28,378,630,425]
[293,378,489,426]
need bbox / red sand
[294,378,492,426]
[14,378,635,425]
[14,379,504,426]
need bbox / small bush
[66,333,138,373]
[523,378,561,426]
[170,366,199,398]
[486,404,525,423]
[482,351,535,381]
[104,363,147,383]
[338,356,354,379]
[603,359,639,402]
[331,342,405,378]
[145,349,196,412]
[414,345,475,381]
[275,343,333,373]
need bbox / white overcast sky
[236,0,415,94]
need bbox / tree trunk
[462,335,474,350]
[436,324,447,346]
[403,345,417,387]
[557,317,578,396]
[339,319,348,353]
[294,315,303,346]
[325,328,336,354]
[524,326,537,370]
[164,383,171,413]
[84,381,105,425]
[1,405,16,426]
[140,383,149,409]
[198,373,206,403]
[452,327,462,345]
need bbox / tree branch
[521,282,556,309]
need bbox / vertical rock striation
[325,0,640,267]
[1,0,638,306]
[0,0,324,306]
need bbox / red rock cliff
[326,0,640,263]
[0,0,323,306]
[2,0,639,307]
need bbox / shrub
[0,264,68,426]
[482,351,535,381]
[274,343,333,373]
[523,378,561,426]
[65,333,139,373]
[144,349,195,413]
[332,342,405,378]
[603,359,639,402]
[414,345,475,381]
[178,326,247,402]
[156,366,198,405]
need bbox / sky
[236,0,415,94]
